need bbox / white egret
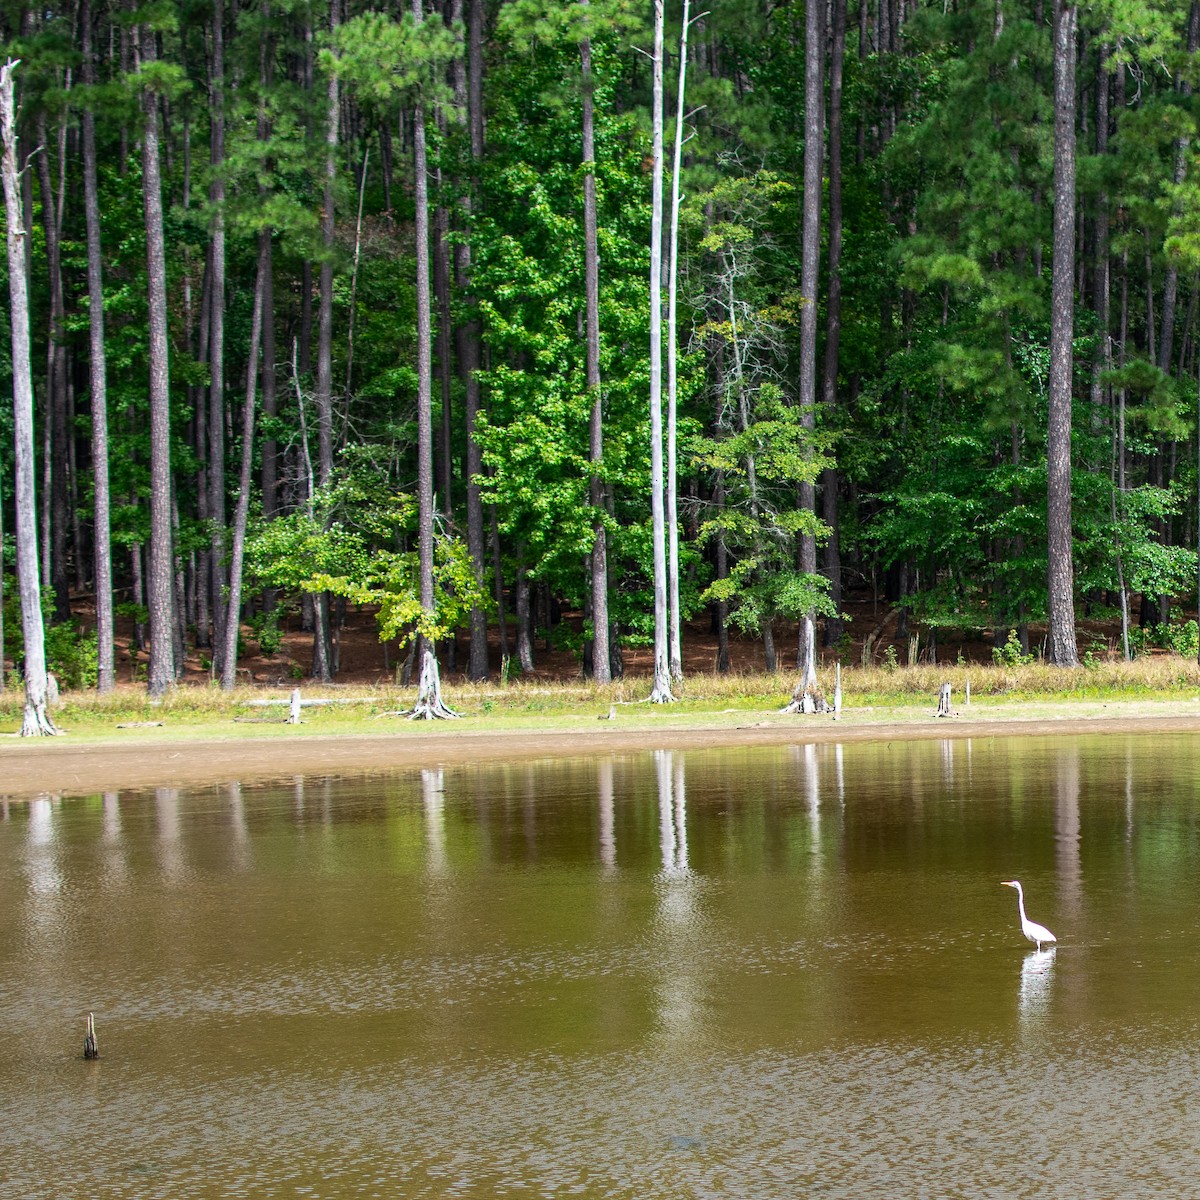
[1001,880,1056,951]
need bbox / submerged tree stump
[83,1011,98,1060]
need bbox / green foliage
[1,580,99,690]
[244,463,487,651]
[992,629,1035,668]
[1130,619,1200,659]
[250,606,286,658]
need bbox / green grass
[1,653,1198,742]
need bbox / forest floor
[1,591,1199,798]
[97,590,1144,689]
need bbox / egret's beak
[1000,880,1016,888]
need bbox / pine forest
[2,0,1200,713]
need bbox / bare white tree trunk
[1,61,58,735]
[648,0,673,704]
[408,648,459,720]
[666,0,692,684]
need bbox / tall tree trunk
[434,188,453,519]
[1158,1,1199,373]
[1090,56,1111,427]
[461,0,488,682]
[666,0,692,683]
[258,8,278,524]
[141,25,177,694]
[208,0,228,669]
[714,474,730,672]
[309,0,340,683]
[1046,0,1080,666]
[410,0,456,717]
[647,0,673,703]
[315,0,338,488]
[221,239,267,689]
[581,3,610,683]
[515,559,534,673]
[792,0,824,700]
[81,0,114,693]
[821,0,846,648]
[1,62,58,734]
[34,113,71,623]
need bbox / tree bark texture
[141,26,178,694]
[1046,0,1080,667]
[581,7,611,683]
[81,0,115,693]
[794,0,823,695]
[1,62,58,734]
[821,0,846,647]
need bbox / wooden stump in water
[83,1011,98,1060]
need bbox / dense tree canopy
[2,0,1200,691]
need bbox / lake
[3,732,1200,1197]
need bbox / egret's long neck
[1014,885,1027,923]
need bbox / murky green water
[4,733,1200,1197]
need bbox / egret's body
[1001,880,1056,951]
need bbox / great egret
[1001,880,1056,951]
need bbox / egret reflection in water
[1018,946,1056,1022]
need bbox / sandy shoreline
[2,701,1200,797]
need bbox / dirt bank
[3,702,1200,798]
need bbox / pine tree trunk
[220,238,267,690]
[81,0,115,693]
[315,0,339,487]
[140,26,177,694]
[1,63,58,734]
[207,0,228,669]
[308,0,340,683]
[409,0,455,717]
[793,0,823,700]
[821,0,846,648]
[1158,2,1199,373]
[581,6,611,683]
[456,0,488,682]
[714,473,730,673]
[1046,0,1080,666]
[515,561,534,673]
[258,5,279,525]
[34,113,71,623]
[434,188,453,518]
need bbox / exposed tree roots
[406,649,460,721]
